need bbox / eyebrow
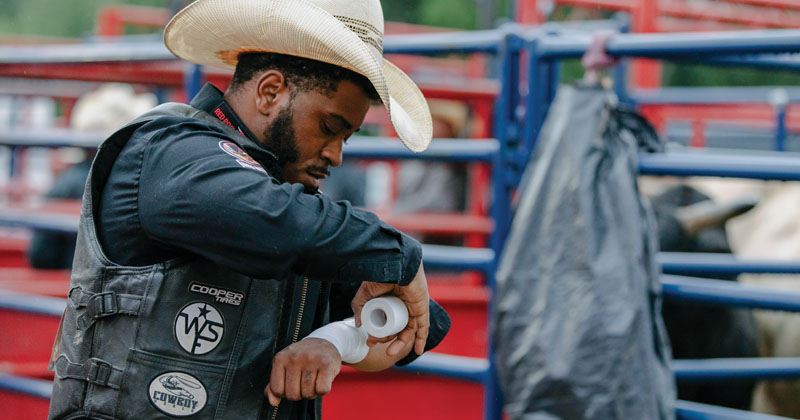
[329,113,354,131]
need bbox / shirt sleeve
[136,125,421,285]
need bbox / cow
[649,183,760,410]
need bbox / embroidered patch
[149,372,207,417]
[189,282,245,307]
[218,141,266,173]
[174,302,224,355]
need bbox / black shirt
[96,84,422,285]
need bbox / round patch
[149,371,207,417]
[218,141,266,173]
[174,302,224,355]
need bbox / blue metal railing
[3,26,800,420]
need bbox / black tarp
[493,85,676,419]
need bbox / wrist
[304,318,369,363]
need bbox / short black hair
[229,52,380,101]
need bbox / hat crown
[308,0,385,63]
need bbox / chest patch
[219,141,266,173]
[189,282,244,306]
[174,302,224,355]
[149,371,207,416]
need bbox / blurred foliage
[664,63,799,87]
[0,0,169,38]
[383,0,512,29]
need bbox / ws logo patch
[174,302,224,355]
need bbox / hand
[264,338,342,406]
[351,263,429,357]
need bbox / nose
[321,137,344,167]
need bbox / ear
[254,70,290,116]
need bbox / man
[47,1,450,419]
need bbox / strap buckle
[84,358,113,387]
[89,291,118,318]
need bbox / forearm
[344,338,414,372]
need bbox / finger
[352,303,363,328]
[366,334,395,347]
[387,320,417,357]
[414,318,430,355]
[301,369,318,400]
[315,366,337,396]
[268,359,286,399]
[285,365,302,401]
[265,383,281,407]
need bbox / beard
[262,104,300,168]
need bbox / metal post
[486,31,524,420]
[522,38,542,160]
[770,88,790,152]
[775,106,788,152]
[183,63,204,101]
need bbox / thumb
[265,383,281,407]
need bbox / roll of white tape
[361,296,409,338]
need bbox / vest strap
[70,287,143,329]
[54,355,124,389]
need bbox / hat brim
[164,0,432,152]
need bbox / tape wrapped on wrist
[306,318,370,363]
[304,296,409,364]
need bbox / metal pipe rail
[382,29,505,55]
[673,358,800,382]
[638,149,800,181]
[402,352,800,385]
[532,29,800,59]
[661,253,800,276]
[662,275,800,312]
[704,53,800,71]
[0,31,508,65]
[343,137,500,162]
[629,86,800,105]
[0,131,503,162]
[676,401,794,420]
[0,128,104,149]
[0,291,66,317]
[0,374,52,400]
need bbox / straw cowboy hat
[164,0,432,152]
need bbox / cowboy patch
[149,372,207,416]
[218,141,266,173]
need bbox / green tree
[0,0,169,38]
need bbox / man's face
[263,80,371,193]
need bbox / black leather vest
[48,104,323,420]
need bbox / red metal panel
[429,284,489,358]
[0,309,60,378]
[557,0,636,11]
[0,390,50,420]
[0,268,70,297]
[660,0,800,28]
[323,369,483,420]
[96,6,171,36]
[714,0,800,10]
[375,212,494,236]
[516,0,544,24]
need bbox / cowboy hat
[164,0,432,153]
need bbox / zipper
[270,276,310,420]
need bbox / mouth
[307,170,328,181]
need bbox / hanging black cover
[493,85,675,419]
